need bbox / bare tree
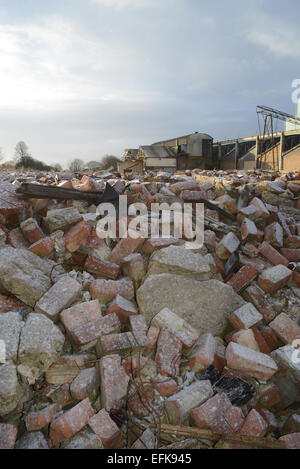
[52,163,63,172]
[14,141,31,164]
[0,147,4,163]
[99,155,120,171]
[86,160,101,170]
[68,158,84,172]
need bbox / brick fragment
[100,332,139,355]
[258,265,292,294]
[228,303,263,330]
[8,227,29,248]
[269,313,300,345]
[240,409,267,437]
[60,300,102,334]
[142,238,180,256]
[155,327,182,377]
[258,241,289,266]
[129,315,148,347]
[226,342,278,380]
[88,408,123,449]
[152,308,200,353]
[147,326,160,353]
[20,217,44,243]
[152,374,179,397]
[70,367,99,401]
[280,433,300,449]
[0,423,18,449]
[28,237,55,257]
[257,409,278,433]
[216,232,240,261]
[120,253,147,288]
[165,381,213,425]
[190,392,243,434]
[25,403,58,431]
[35,276,82,321]
[264,222,283,248]
[231,329,259,352]
[70,313,121,349]
[250,198,270,218]
[50,398,95,445]
[131,428,156,449]
[227,264,258,293]
[84,255,120,279]
[241,218,258,241]
[255,383,280,410]
[106,295,138,323]
[110,231,145,265]
[188,333,216,372]
[99,354,130,411]
[244,284,276,323]
[90,277,134,304]
[280,248,300,262]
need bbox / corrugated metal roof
[139,145,176,159]
[152,132,213,145]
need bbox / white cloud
[247,14,300,58]
[0,15,150,111]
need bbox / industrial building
[118,132,213,174]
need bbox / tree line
[0,141,120,172]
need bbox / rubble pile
[0,168,300,449]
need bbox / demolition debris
[0,167,300,449]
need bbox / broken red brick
[88,408,123,449]
[269,313,300,345]
[258,265,292,295]
[25,403,58,431]
[142,238,180,256]
[106,295,138,323]
[90,277,134,304]
[84,255,120,279]
[239,409,267,437]
[28,236,55,257]
[280,248,300,262]
[50,398,95,446]
[251,326,271,354]
[70,367,99,401]
[0,423,18,449]
[258,242,289,266]
[60,300,102,334]
[227,264,259,293]
[190,392,242,434]
[99,354,130,412]
[20,217,44,244]
[255,383,280,410]
[244,284,276,323]
[280,433,300,449]
[109,231,145,265]
[155,327,182,377]
[165,381,213,425]
[261,326,281,352]
[0,293,21,313]
[70,313,121,349]
[226,342,278,380]
[147,326,160,353]
[264,222,283,248]
[152,374,179,397]
[188,333,216,372]
[65,220,90,253]
[35,276,82,321]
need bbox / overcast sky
[0,0,299,167]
